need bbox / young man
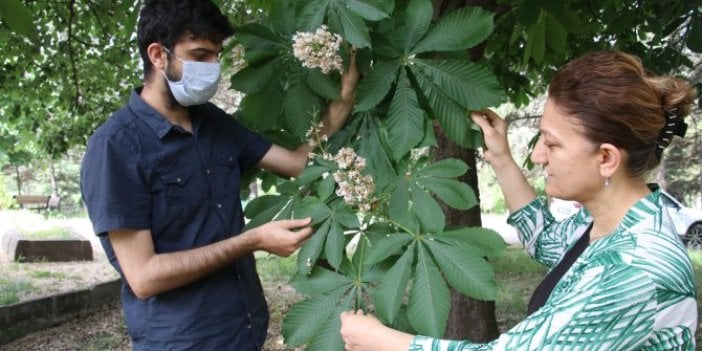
[80,1,358,350]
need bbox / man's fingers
[280,217,312,229]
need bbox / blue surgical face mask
[162,47,221,106]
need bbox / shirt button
[237,274,242,280]
[216,203,222,208]
[206,169,211,174]
[246,324,252,330]
[176,177,182,183]
[246,313,252,318]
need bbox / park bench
[13,195,61,212]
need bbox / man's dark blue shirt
[80,88,272,350]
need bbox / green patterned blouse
[410,189,697,351]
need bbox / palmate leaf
[282,294,336,346]
[411,59,505,110]
[400,0,433,52]
[237,80,283,131]
[243,194,291,229]
[385,68,425,161]
[346,0,391,21]
[231,57,285,94]
[299,0,330,31]
[410,183,445,233]
[411,66,479,148]
[417,177,477,210]
[356,114,397,192]
[305,68,340,100]
[283,69,323,137]
[324,219,346,270]
[415,158,468,178]
[411,6,494,54]
[305,292,354,351]
[374,242,415,323]
[435,227,506,258]
[290,266,353,296]
[328,2,372,48]
[407,243,450,337]
[355,59,400,112]
[365,233,412,265]
[389,179,420,233]
[235,23,288,60]
[297,219,331,275]
[425,239,497,300]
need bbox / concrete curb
[0,279,121,345]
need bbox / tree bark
[431,0,501,342]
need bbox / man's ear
[598,143,622,179]
[147,43,168,71]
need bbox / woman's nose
[530,136,546,165]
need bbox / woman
[339,51,698,350]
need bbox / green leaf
[305,293,354,351]
[356,114,397,192]
[365,233,413,265]
[401,0,433,52]
[389,180,419,233]
[299,0,330,31]
[230,57,284,94]
[425,240,496,300]
[435,227,506,258]
[524,15,546,64]
[294,196,331,224]
[305,68,340,100]
[416,158,468,178]
[282,294,336,346]
[329,3,372,48]
[687,16,702,53]
[297,219,331,275]
[243,195,290,229]
[283,70,323,136]
[417,177,477,210]
[412,59,505,110]
[407,244,450,337]
[412,67,479,148]
[385,68,425,161]
[296,165,329,185]
[545,13,567,54]
[332,202,360,228]
[0,0,35,37]
[238,82,283,131]
[374,243,415,323]
[317,174,336,201]
[235,23,288,54]
[346,0,390,21]
[411,7,494,54]
[515,0,541,27]
[290,266,353,295]
[355,60,400,112]
[325,220,346,270]
[410,183,445,233]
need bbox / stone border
[0,279,121,345]
[1,227,93,262]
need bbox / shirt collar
[128,87,202,139]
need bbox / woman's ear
[598,143,621,178]
[147,43,168,71]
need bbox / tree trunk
[14,164,22,195]
[49,160,58,196]
[431,0,501,342]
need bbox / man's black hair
[137,0,234,80]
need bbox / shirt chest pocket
[214,151,241,195]
[158,168,197,212]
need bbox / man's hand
[249,218,314,257]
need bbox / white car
[549,189,702,249]
[659,189,702,249]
